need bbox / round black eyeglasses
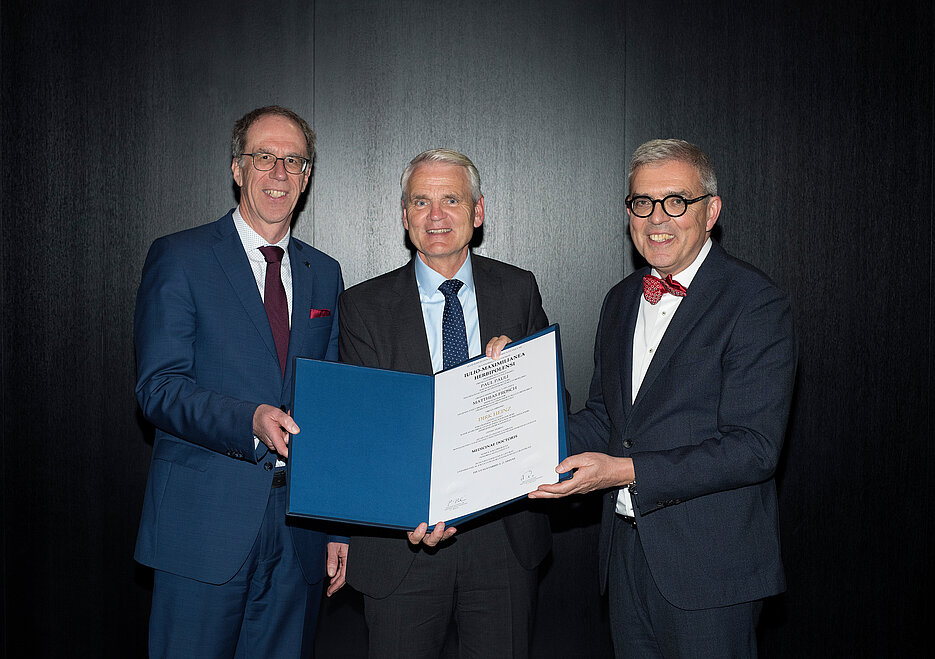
[626,194,711,218]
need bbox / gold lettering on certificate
[478,406,511,424]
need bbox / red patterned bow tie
[642,274,687,305]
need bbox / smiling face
[627,159,721,277]
[231,113,311,243]
[402,162,485,279]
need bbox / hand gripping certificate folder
[287,324,568,529]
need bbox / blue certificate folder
[287,324,568,530]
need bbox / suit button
[264,462,273,471]
[623,439,632,449]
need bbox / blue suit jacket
[134,211,343,585]
[569,241,796,610]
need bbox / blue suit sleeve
[631,282,797,510]
[134,237,260,459]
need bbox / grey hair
[400,149,482,203]
[231,105,316,164]
[628,139,717,196]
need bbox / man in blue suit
[134,106,346,658]
[531,139,796,657]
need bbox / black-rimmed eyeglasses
[240,152,310,175]
[626,194,711,218]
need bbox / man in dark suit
[338,149,552,658]
[134,106,347,658]
[531,139,797,657]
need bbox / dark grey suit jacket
[569,241,797,610]
[338,252,553,598]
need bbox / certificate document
[428,329,562,522]
[287,325,567,529]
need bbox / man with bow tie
[530,139,797,657]
[134,106,346,658]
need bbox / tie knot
[438,279,464,299]
[259,245,284,264]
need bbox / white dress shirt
[233,207,293,324]
[233,207,291,466]
[617,238,713,516]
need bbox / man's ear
[473,196,485,228]
[231,158,244,188]
[705,195,721,231]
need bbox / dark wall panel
[311,0,628,408]
[623,1,934,656]
[2,2,154,655]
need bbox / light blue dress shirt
[413,255,481,374]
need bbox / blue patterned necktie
[438,279,469,370]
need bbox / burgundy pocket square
[309,308,331,318]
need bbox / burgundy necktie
[642,274,687,305]
[259,246,289,374]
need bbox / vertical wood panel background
[311,0,627,407]
[2,0,932,657]
[621,2,933,655]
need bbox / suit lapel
[284,238,312,390]
[616,273,643,419]
[472,254,502,345]
[632,245,726,412]
[212,217,281,372]
[396,259,435,375]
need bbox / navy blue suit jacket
[134,211,343,585]
[569,241,796,610]
[338,253,553,598]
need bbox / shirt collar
[414,253,476,300]
[651,237,712,289]
[232,207,291,260]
